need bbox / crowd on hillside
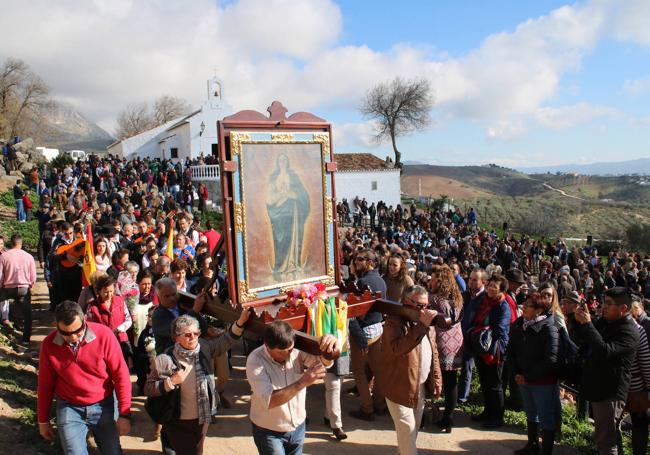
[0,153,648,455]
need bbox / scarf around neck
[173,342,211,424]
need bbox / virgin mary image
[265,153,310,282]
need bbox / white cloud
[332,120,377,150]
[486,119,527,140]
[623,75,650,95]
[0,0,647,144]
[534,103,620,130]
[608,0,650,46]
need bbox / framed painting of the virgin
[226,131,336,304]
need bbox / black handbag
[145,386,180,424]
[145,352,182,424]
[469,326,493,354]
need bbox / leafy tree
[360,77,433,169]
[50,152,75,170]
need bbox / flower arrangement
[285,282,328,309]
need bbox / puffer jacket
[375,315,442,408]
[508,313,559,384]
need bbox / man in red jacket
[37,300,131,454]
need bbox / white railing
[190,164,220,181]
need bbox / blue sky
[330,1,650,167]
[2,0,650,168]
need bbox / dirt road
[17,269,580,455]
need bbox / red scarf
[474,294,502,327]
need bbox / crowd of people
[0,153,647,455]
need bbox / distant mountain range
[41,102,114,152]
[518,158,650,176]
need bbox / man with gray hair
[152,278,207,354]
[153,256,171,283]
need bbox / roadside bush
[0,219,39,251]
[625,222,650,253]
[0,188,38,209]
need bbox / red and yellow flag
[165,217,174,259]
[82,223,96,287]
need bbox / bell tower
[207,76,224,109]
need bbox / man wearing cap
[574,287,639,455]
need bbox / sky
[2,0,650,168]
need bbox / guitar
[56,237,86,268]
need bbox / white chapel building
[334,153,401,208]
[107,77,231,162]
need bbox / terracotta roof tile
[334,153,395,171]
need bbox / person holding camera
[574,287,639,455]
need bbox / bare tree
[0,57,52,140]
[115,102,153,140]
[360,77,433,169]
[153,95,191,126]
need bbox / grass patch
[454,367,612,454]
[0,354,59,454]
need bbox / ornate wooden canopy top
[221,101,327,125]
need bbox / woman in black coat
[508,292,560,455]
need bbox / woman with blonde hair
[383,253,414,302]
[428,264,464,433]
[537,282,566,329]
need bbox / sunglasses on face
[58,322,85,337]
[179,331,200,339]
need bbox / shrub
[625,222,650,253]
[0,219,39,252]
[50,153,74,170]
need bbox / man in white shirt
[246,321,339,455]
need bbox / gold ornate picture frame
[229,131,336,304]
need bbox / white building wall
[164,123,191,160]
[335,170,401,207]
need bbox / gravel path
[20,269,580,455]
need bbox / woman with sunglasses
[508,292,561,454]
[145,305,250,455]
